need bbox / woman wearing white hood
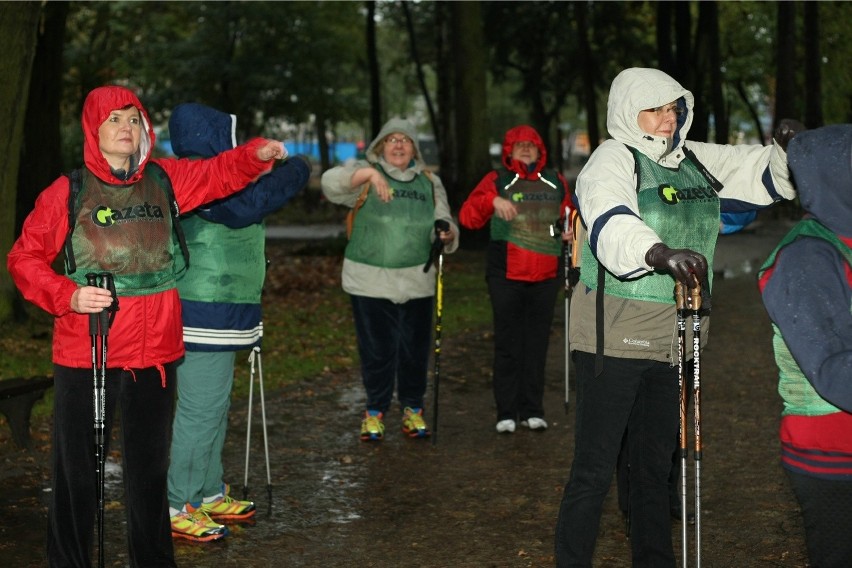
[554,68,802,566]
[322,118,458,442]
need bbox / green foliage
[62,1,370,146]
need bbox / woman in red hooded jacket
[7,86,285,567]
[460,125,573,434]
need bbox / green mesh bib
[490,169,563,256]
[345,166,435,268]
[580,146,720,303]
[67,169,181,296]
[176,215,266,304]
[759,219,852,417]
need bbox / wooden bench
[0,376,54,449]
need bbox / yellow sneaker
[360,410,384,442]
[201,484,256,522]
[402,407,430,438]
[170,503,227,542]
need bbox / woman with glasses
[321,117,458,442]
[554,67,802,566]
[459,125,573,435]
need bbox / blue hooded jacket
[168,103,310,351]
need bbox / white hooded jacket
[569,67,796,363]
[578,67,795,278]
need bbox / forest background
[0,0,850,331]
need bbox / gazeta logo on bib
[91,202,166,227]
[92,206,116,227]
[658,183,717,205]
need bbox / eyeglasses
[648,104,685,117]
[386,136,413,146]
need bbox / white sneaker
[521,417,548,431]
[495,419,516,433]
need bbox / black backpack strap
[146,162,190,270]
[682,145,724,193]
[64,169,83,274]
[595,261,605,377]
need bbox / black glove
[645,243,707,288]
[773,119,806,152]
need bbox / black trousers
[350,295,433,414]
[786,469,852,568]
[555,352,679,568]
[486,275,560,421]
[48,364,177,568]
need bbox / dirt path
[0,220,811,567]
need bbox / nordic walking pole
[243,343,273,502]
[562,208,582,413]
[243,349,253,500]
[675,281,689,568]
[688,281,703,568]
[86,273,105,568]
[256,346,272,501]
[562,209,572,413]
[425,219,450,445]
[87,272,112,568]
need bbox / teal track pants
[167,351,236,508]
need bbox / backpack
[63,162,190,274]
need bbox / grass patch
[0,244,493,417]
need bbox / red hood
[82,86,155,185]
[501,124,547,177]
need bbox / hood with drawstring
[501,125,547,177]
[169,103,237,158]
[606,67,694,161]
[365,117,425,172]
[787,124,852,237]
[82,85,155,184]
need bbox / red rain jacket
[8,86,274,372]
[459,125,573,281]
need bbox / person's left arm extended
[159,138,285,213]
[762,239,852,412]
[687,140,796,207]
[197,155,312,229]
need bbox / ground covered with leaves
[0,225,811,567]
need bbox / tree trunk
[435,2,455,185]
[401,1,439,148]
[703,2,727,143]
[366,1,382,139]
[774,2,797,128]
[576,1,599,154]
[0,2,42,323]
[19,2,69,235]
[448,1,489,211]
[803,2,822,128]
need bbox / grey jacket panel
[569,281,709,364]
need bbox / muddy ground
[0,218,811,567]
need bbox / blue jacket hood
[788,124,852,237]
[169,103,236,158]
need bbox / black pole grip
[86,273,99,335]
[423,220,451,273]
[98,272,113,336]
